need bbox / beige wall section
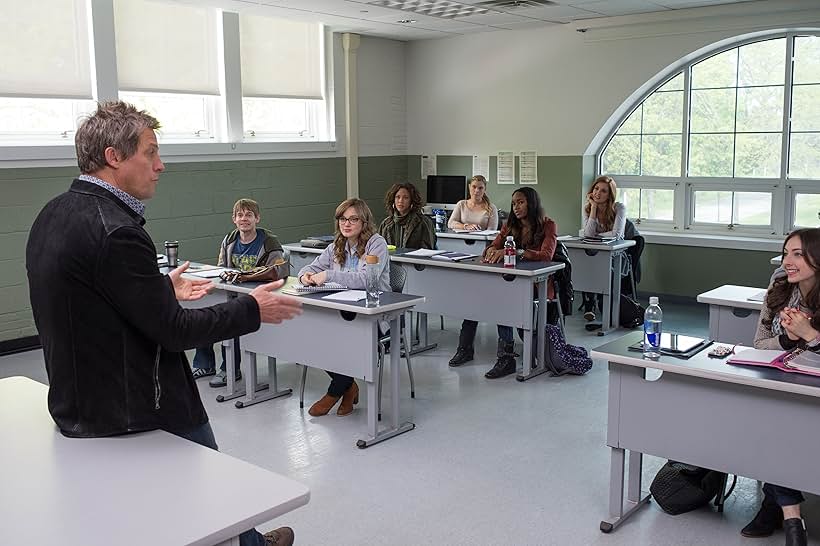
[0,156,405,343]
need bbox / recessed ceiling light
[397,19,417,23]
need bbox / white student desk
[435,230,498,253]
[562,238,636,335]
[282,243,324,277]
[212,281,425,448]
[592,332,820,533]
[0,376,310,546]
[390,250,564,381]
[696,285,764,346]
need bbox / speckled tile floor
[2,297,816,545]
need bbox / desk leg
[216,342,278,404]
[600,447,651,533]
[357,315,415,449]
[518,277,549,381]
[235,355,292,409]
[410,312,437,355]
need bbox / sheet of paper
[404,248,446,256]
[472,155,489,179]
[519,151,537,184]
[321,290,367,302]
[497,151,515,185]
[421,155,436,180]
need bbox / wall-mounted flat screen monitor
[426,175,466,205]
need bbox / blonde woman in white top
[447,175,499,367]
[447,175,499,232]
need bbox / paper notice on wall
[472,155,489,180]
[421,155,436,180]
[519,151,537,184]
[497,152,515,185]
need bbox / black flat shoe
[485,355,516,379]
[449,347,474,367]
[741,498,783,538]
[784,518,807,546]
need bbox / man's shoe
[485,355,516,379]
[337,382,359,416]
[584,311,596,321]
[263,526,295,546]
[784,518,807,546]
[192,367,215,379]
[309,394,341,416]
[741,498,783,537]
[208,370,242,388]
[449,346,474,367]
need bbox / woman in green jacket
[378,182,437,250]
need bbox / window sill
[640,230,783,252]
[0,140,339,168]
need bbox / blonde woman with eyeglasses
[298,198,389,417]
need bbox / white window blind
[0,0,92,99]
[114,0,219,95]
[239,15,323,100]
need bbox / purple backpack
[544,324,593,375]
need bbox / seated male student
[193,199,289,387]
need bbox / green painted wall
[0,155,403,343]
[406,153,778,299]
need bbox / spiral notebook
[281,281,348,295]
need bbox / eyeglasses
[337,216,361,225]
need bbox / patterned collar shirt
[78,174,146,217]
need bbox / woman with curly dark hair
[297,198,389,417]
[742,228,820,546]
[378,182,436,250]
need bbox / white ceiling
[181,0,762,40]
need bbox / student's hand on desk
[305,271,328,286]
[464,223,479,231]
[482,248,504,264]
[169,261,214,301]
[250,280,303,324]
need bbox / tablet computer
[629,333,708,353]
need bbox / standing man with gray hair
[26,101,301,546]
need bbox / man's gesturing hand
[169,261,214,301]
[249,280,303,324]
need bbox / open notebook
[728,348,820,377]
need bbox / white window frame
[597,31,820,247]
[0,0,337,166]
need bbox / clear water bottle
[503,236,516,268]
[643,296,663,359]
[365,255,380,307]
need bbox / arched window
[598,33,820,237]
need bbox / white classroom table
[390,250,564,381]
[771,254,782,265]
[562,237,636,335]
[435,230,498,253]
[0,376,310,546]
[282,243,324,277]
[592,332,820,533]
[212,281,425,448]
[696,284,764,346]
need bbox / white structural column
[342,33,360,198]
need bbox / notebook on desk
[747,290,767,302]
[728,348,820,377]
[281,281,348,295]
[581,236,618,244]
[431,251,478,262]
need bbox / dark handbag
[544,324,592,375]
[619,294,645,329]
[649,461,728,515]
[219,262,284,284]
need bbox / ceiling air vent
[473,0,557,8]
[368,1,491,19]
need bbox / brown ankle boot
[337,382,359,416]
[308,394,340,416]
